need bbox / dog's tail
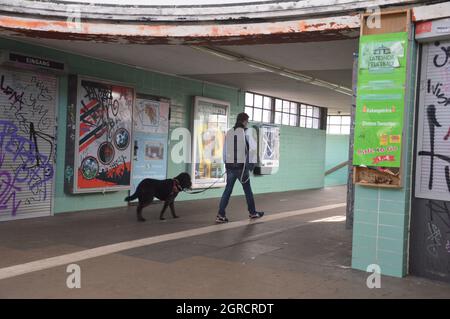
[124,192,138,202]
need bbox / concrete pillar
[351,9,416,277]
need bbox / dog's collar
[172,179,183,194]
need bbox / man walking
[216,112,264,223]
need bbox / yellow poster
[192,97,229,188]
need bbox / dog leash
[183,171,227,195]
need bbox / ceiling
[2,35,358,112]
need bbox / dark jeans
[218,168,256,217]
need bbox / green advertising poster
[353,32,408,168]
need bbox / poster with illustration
[191,96,229,188]
[74,77,134,193]
[130,95,170,198]
[134,97,169,133]
[145,142,165,160]
[260,125,280,164]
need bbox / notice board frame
[353,9,411,188]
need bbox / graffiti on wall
[424,200,450,275]
[75,79,133,192]
[433,41,450,69]
[416,40,450,200]
[0,120,54,214]
[0,69,56,218]
[409,40,450,282]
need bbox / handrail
[325,160,350,176]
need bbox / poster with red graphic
[74,77,134,193]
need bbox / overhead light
[310,79,353,96]
[246,62,276,73]
[278,71,313,82]
[189,45,353,96]
[336,89,353,96]
[277,72,304,81]
[189,45,238,61]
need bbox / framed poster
[73,76,134,193]
[134,96,169,134]
[130,95,170,197]
[255,124,280,175]
[191,96,229,188]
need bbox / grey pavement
[0,186,450,298]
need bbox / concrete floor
[0,185,450,298]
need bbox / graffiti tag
[0,120,54,216]
[433,41,450,68]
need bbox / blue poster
[131,97,170,197]
[131,132,168,195]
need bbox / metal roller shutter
[410,36,450,281]
[0,67,57,221]
[415,39,450,200]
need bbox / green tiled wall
[351,36,417,278]
[0,37,327,214]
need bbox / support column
[351,9,416,277]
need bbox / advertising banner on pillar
[353,32,409,168]
[74,77,134,193]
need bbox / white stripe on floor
[0,203,346,281]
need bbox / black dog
[125,173,192,222]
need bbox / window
[327,115,351,135]
[245,92,272,124]
[274,99,298,127]
[245,91,323,129]
[299,104,321,129]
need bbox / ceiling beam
[0,14,359,45]
[0,0,429,22]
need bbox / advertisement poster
[134,97,169,134]
[259,125,280,166]
[131,95,170,196]
[192,96,229,188]
[74,78,134,192]
[353,32,408,167]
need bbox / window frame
[245,91,325,130]
[326,115,351,135]
[245,92,273,124]
[299,104,321,129]
[274,98,299,127]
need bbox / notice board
[353,32,409,168]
